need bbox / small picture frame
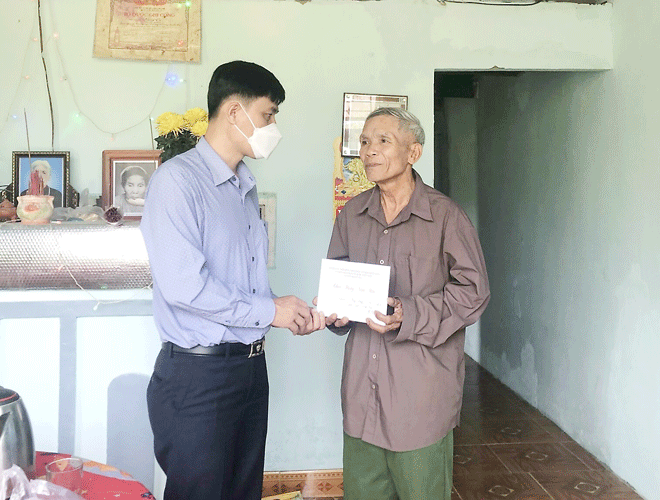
[258,192,277,269]
[12,151,71,208]
[342,93,408,157]
[102,150,161,220]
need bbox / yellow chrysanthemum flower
[190,120,208,137]
[183,107,208,127]
[156,112,185,135]
[155,107,209,162]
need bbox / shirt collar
[196,136,257,193]
[358,169,433,225]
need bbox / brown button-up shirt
[327,171,490,452]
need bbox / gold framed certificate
[93,0,201,62]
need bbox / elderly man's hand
[366,297,403,334]
[312,296,350,329]
[324,313,350,329]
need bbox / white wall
[476,2,660,499]
[0,0,612,473]
[0,318,60,453]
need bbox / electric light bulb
[165,72,179,88]
[53,33,59,39]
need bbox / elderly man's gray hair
[365,107,425,146]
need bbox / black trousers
[147,346,269,500]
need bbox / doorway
[434,71,481,360]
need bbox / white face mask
[235,103,282,159]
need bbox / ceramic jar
[16,195,55,225]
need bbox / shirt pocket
[393,255,412,296]
[399,255,444,297]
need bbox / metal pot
[0,387,35,477]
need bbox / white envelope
[316,258,391,325]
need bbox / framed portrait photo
[102,150,161,220]
[12,151,71,208]
[342,93,408,157]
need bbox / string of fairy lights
[0,0,193,302]
[1,0,555,149]
[0,0,188,150]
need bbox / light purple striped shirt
[140,137,275,347]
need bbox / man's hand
[312,296,350,329]
[273,295,319,335]
[366,297,403,334]
[297,308,326,336]
[324,312,350,329]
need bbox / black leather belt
[163,338,265,358]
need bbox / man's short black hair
[207,61,285,119]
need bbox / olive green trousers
[343,431,453,500]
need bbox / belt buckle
[248,339,264,358]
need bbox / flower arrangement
[154,107,209,162]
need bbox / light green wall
[477,2,660,498]
[1,0,613,473]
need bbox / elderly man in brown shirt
[321,107,490,500]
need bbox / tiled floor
[266,355,645,500]
[453,355,645,499]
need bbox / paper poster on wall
[93,0,201,62]
[332,137,374,221]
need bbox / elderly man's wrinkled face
[359,115,418,185]
[33,164,51,184]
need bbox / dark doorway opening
[433,72,478,195]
